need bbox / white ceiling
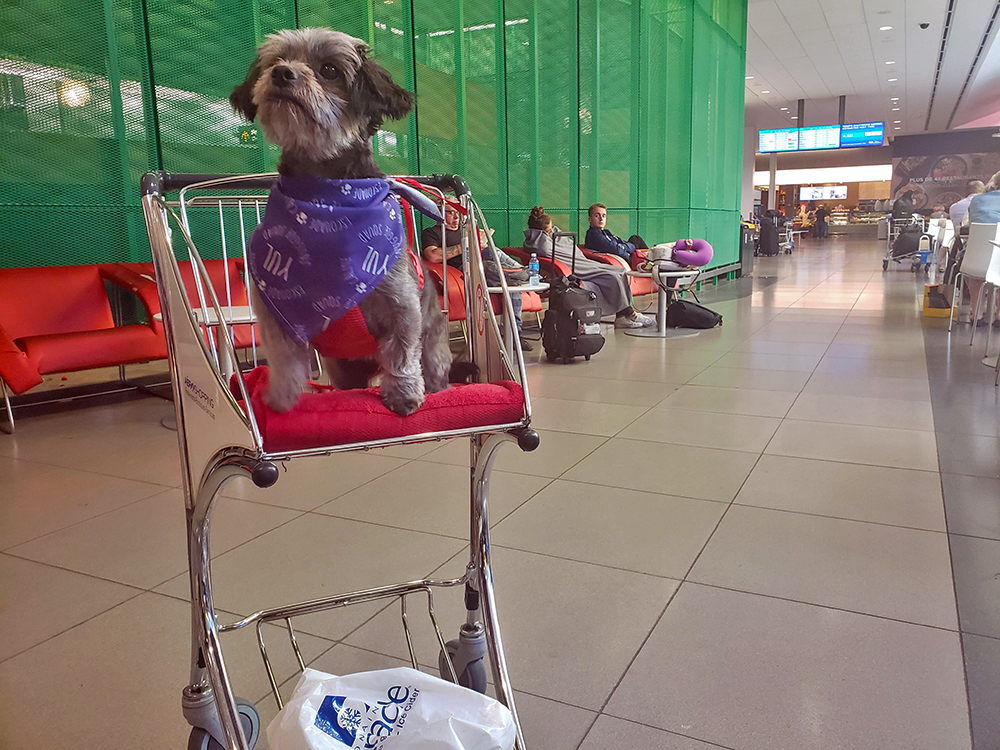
[744,0,1000,138]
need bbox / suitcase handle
[552,231,578,276]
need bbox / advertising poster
[891,152,1000,210]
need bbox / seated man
[421,203,533,351]
[584,203,648,263]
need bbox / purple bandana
[249,176,406,347]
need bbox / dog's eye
[319,63,340,80]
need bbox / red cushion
[18,325,167,375]
[232,366,524,452]
[0,265,114,340]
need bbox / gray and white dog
[231,27,457,416]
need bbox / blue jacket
[968,190,1000,225]
[584,227,634,260]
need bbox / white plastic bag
[267,668,516,750]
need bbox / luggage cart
[882,215,932,272]
[140,171,538,750]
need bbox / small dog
[231,27,456,416]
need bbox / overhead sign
[799,185,848,201]
[840,121,885,148]
[758,128,799,153]
[759,121,886,153]
[798,125,841,151]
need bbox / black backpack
[541,232,605,363]
[666,299,723,329]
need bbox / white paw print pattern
[341,183,352,195]
[256,279,267,290]
[355,281,367,294]
[387,205,397,221]
[295,211,308,225]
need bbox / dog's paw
[264,382,303,413]
[380,377,425,416]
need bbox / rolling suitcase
[542,232,605,363]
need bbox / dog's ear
[230,55,262,122]
[354,52,413,130]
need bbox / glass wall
[0,0,747,268]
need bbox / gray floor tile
[0,456,167,550]
[962,632,1000,750]
[619,408,781,453]
[563,437,760,502]
[766,420,940,472]
[689,505,957,629]
[937,433,1000,478]
[951,534,1000,639]
[492,479,725,577]
[943,473,1000,539]
[579,715,719,750]
[735,454,946,531]
[606,583,971,750]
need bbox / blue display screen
[840,121,884,148]
[798,125,841,151]
[758,128,799,153]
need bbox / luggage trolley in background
[883,214,932,272]
[140,171,538,750]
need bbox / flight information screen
[798,125,841,151]
[840,121,884,148]
[758,128,799,153]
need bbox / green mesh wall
[0,0,747,269]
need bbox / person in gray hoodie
[523,206,653,329]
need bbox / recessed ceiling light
[891,97,899,101]
[892,107,900,111]
[745,75,754,79]
[761,90,770,94]
[880,25,893,30]
[888,78,898,82]
[895,127,901,130]
[885,61,896,64]
[791,116,798,119]
[894,120,901,123]
[780,107,788,110]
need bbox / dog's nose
[271,64,297,87]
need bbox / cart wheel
[584,354,591,361]
[439,641,488,694]
[545,351,557,363]
[187,699,260,750]
[882,260,888,271]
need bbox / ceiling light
[885,61,895,65]
[891,97,899,101]
[791,116,798,119]
[894,120,901,123]
[888,78,898,82]
[880,25,892,31]
[59,80,90,107]
[892,107,900,111]
[761,90,770,94]
[780,107,788,110]
[895,127,901,130]
[745,75,754,79]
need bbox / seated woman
[583,203,648,263]
[524,206,653,329]
[421,202,534,350]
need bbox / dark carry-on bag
[542,231,605,363]
[891,224,922,258]
[667,299,723,329]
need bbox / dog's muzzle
[271,64,297,87]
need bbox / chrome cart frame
[141,171,537,750]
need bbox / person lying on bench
[584,203,648,262]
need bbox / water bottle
[528,253,540,286]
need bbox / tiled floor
[3,235,999,749]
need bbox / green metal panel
[1,0,748,270]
